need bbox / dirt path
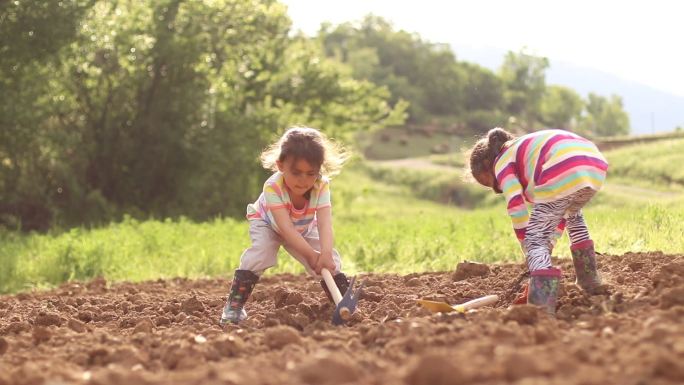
[370,158,459,173]
[1,252,683,385]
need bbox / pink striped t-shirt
[246,172,331,235]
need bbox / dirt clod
[133,318,155,334]
[34,312,62,327]
[264,325,301,349]
[32,326,52,344]
[298,355,361,384]
[452,261,490,281]
[503,304,541,325]
[180,296,205,314]
[404,353,465,385]
[660,287,684,309]
[67,318,87,333]
[212,335,245,357]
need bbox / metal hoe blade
[332,276,364,325]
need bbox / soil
[1,252,683,385]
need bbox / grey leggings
[524,188,596,271]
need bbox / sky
[282,0,684,98]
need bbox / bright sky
[282,0,684,97]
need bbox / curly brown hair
[260,127,350,177]
[465,127,516,183]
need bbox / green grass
[333,168,684,272]
[0,217,251,293]
[603,138,684,190]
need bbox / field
[1,137,684,385]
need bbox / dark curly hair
[466,127,516,182]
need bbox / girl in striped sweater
[220,127,351,325]
[467,128,608,314]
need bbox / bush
[465,110,508,134]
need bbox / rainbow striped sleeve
[263,179,288,211]
[495,160,529,241]
[316,180,331,209]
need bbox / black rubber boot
[320,272,350,303]
[220,270,259,325]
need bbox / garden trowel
[417,294,499,313]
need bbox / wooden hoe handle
[322,268,351,320]
[321,268,343,305]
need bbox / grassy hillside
[602,138,684,191]
[357,127,472,160]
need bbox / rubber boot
[571,240,603,295]
[320,272,350,304]
[220,270,259,325]
[528,267,561,314]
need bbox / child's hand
[314,252,336,275]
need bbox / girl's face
[475,168,502,194]
[277,157,321,197]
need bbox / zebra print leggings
[524,187,596,271]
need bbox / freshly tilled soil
[1,252,683,385]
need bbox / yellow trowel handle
[453,295,499,312]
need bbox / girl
[220,127,351,325]
[467,128,608,314]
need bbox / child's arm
[315,206,336,272]
[497,164,530,244]
[270,208,320,269]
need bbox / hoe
[321,268,364,325]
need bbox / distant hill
[452,45,684,135]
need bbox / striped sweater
[246,172,331,235]
[493,130,608,241]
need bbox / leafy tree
[578,93,630,137]
[319,16,464,122]
[0,0,96,230]
[460,62,504,112]
[0,0,403,231]
[540,85,583,130]
[499,49,549,128]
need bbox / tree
[579,93,631,137]
[459,62,504,112]
[0,0,96,230]
[499,49,549,128]
[319,15,465,122]
[0,0,404,231]
[540,85,583,130]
